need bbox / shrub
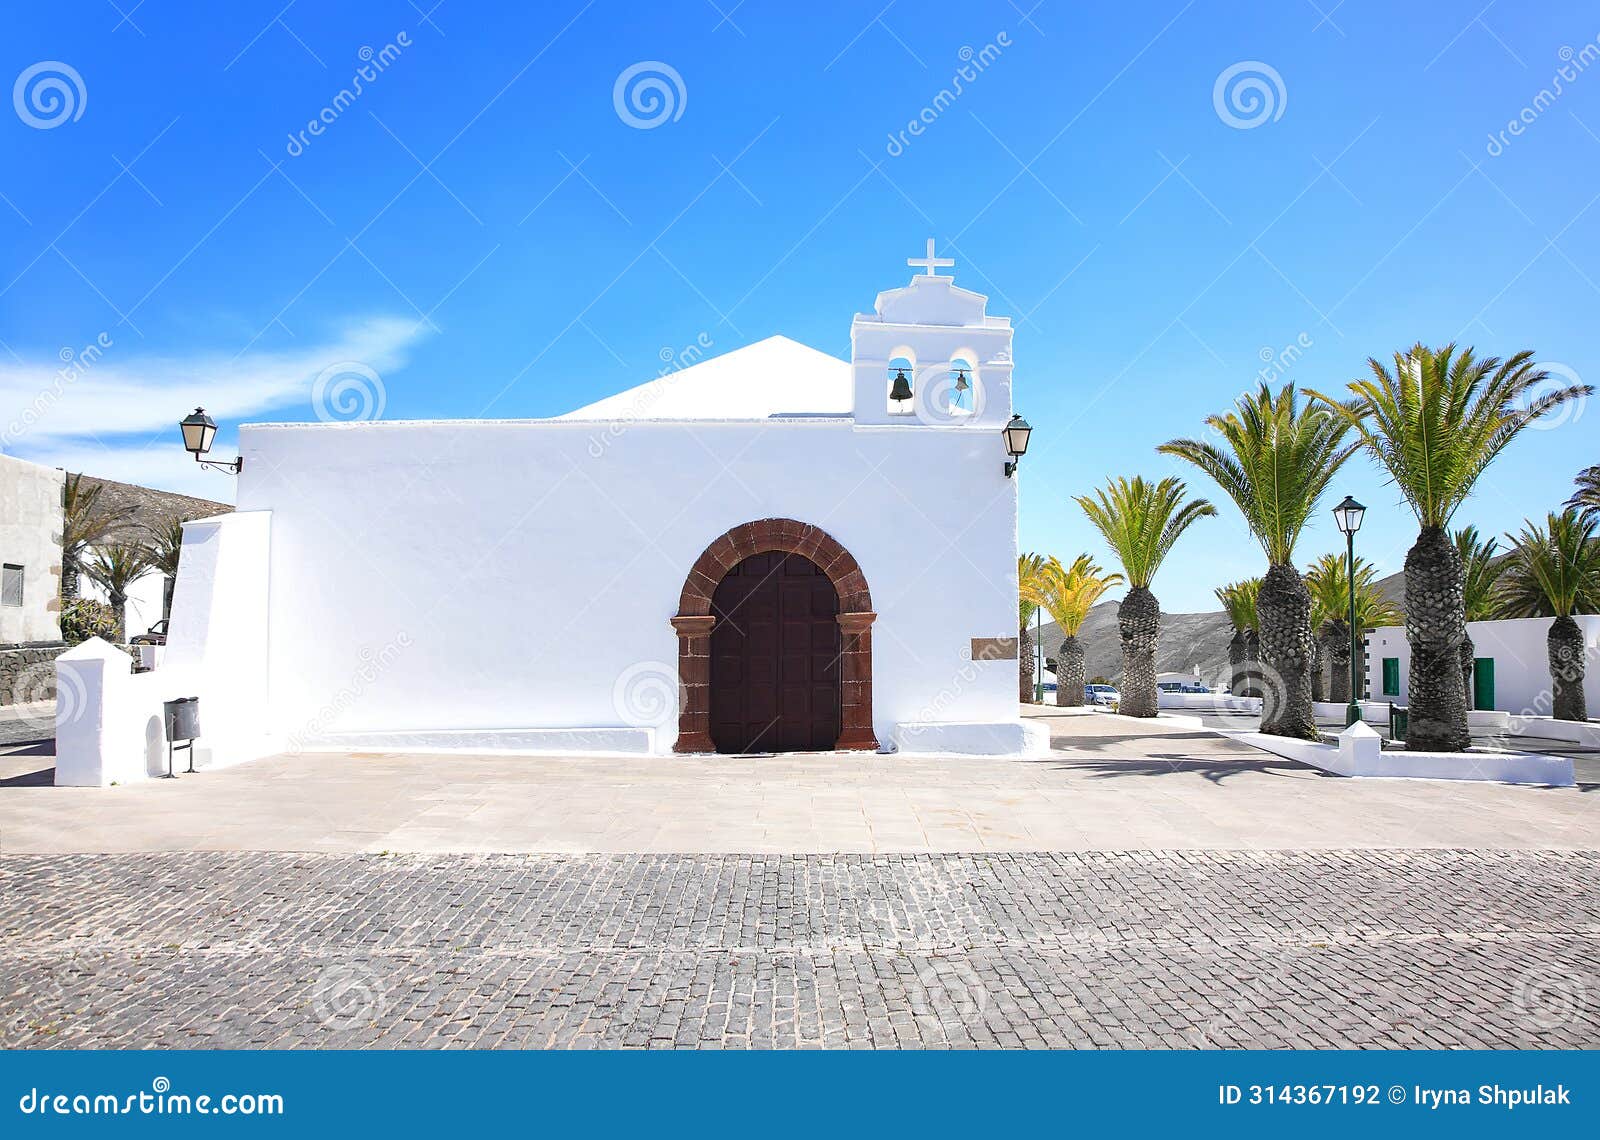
[61,598,119,645]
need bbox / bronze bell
[954,369,970,392]
[889,368,913,403]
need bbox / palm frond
[1074,476,1215,588]
[1160,384,1358,565]
[1038,554,1123,635]
[1309,344,1591,527]
[1496,510,1600,619]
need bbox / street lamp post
[1331,495,1367,727]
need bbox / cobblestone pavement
[2,850,1596,1049]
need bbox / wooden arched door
[709,551,842,753]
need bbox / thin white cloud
[0,315,426,494]
[0,315,425,445]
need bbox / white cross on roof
[906,238,954,276]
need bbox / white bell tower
[850,239,1014,429]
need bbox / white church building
[56,247,1046,784]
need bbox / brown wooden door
[709,552,841,753]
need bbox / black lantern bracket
[179,407,244,475]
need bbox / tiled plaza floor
[2,850,1594,1049]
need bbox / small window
[1381,657,1400,697]
[1,564,22,608]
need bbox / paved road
[2,850,1594,1049]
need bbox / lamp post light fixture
[179,408,243,474]
[1331,494,1367,727]
[1002,413,1032,477]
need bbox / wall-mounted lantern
[1002,413,1032,477]
[179,408,243,474]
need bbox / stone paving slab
[2,851,1595,1049]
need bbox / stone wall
[0,644,65,704]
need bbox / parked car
[130,619,168,647]
[1085,684,1120,706]
[1157,680,1212,694]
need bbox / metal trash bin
[164,696,201,742]
[1389,704,1408,741]
[162,696,201,777]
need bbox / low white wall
[893,719,1049,757]
[1158,692,1260,712]
[54,511,275,786]
[1235,723,1575,787]
[1507,715,1600,749]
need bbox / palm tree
[1215,579,1259,696]
[1160,385,1359,738]
[1455,525,1504,704]
[1311,344,1590,750]
[1497,510,1600,722]
[1075,476,1216,717]
[85,542,154,643]
[1304,555,1346,704]
[60,473,130,600]
[147,515,188,623]
[1040,555,1123,706]
[1568,465,1600,525]
[1304,553,1403,704]
[1018,552,1048,703]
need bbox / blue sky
[4,1,1597,611]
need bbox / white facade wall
[0,453,63,644]
[232,415,1020,752]
[1364,615,1600,717]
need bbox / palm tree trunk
[1326,618,1351,704]
[1227,631,1246,696]
[1256,562,1318,739]
[1548,615,1588,722]
[1056,636,1084,705]
[1310,635,1325,703]
[1118,586,1160,718]
[1460,633,1476,711]
[1243,628,1261,697]
[1018,626,1035,703]
[109,591,127,644]
[1403,525,1470,751]
[61,560,80,600]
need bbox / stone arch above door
[671,518,877,753]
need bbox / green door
[1381,657,1400,697]
[1472,657,1495,711]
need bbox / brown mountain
[1034,567,1406,687]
